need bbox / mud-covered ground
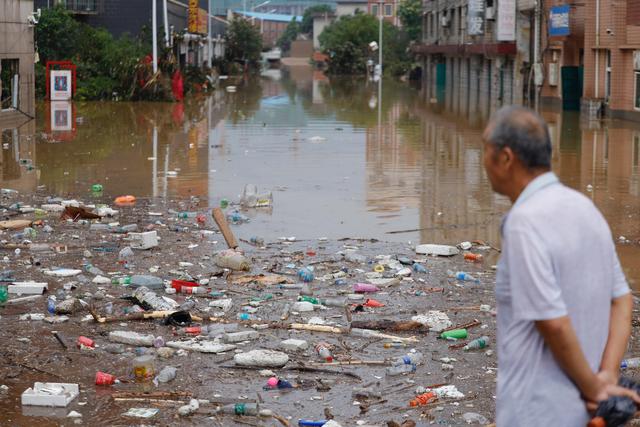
[0,190,636,427]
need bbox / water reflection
[1,67,639,285]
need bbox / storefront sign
[549,5,570,36]
[50,70,72,101]
[188,0,208,34]
[497,0,516,41]
[467,0,485,36]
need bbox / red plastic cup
[77,336,95,348]
[95,371,117,385]
[184,326,202,335]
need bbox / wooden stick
[442,319,481,332]
[91,309,202,323]
[112,391,192,400]
[289,323,345,334]
[307,360,386,367]
[212,207,238,249]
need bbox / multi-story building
[412,0,532,123]
[1,0,36,127]
[581,0,640,122]
[538,1,585,111]
[0,0,37,192]
[234,11,302,47]
[368,0,399,26]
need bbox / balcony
[56,0,100,14]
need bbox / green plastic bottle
[440,329,468,340]
[220,198,229,209]
[91,184,103,193]
[298,296,320,305]
[0,284,7,304]
[111,276,131,286]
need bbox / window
[635,71,640,110]
[0,59,19,110]
[384,4,393,16]
[371,4,378,16]
[605,50,612,102]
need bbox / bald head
[484,106,552,171]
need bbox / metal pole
[595,0,600,98]
[163,0,170,47]
[533,0,540,110]
[152,125,158,199]
[152,0,158,73]
[208,0,213,67]
[378,0,383,73]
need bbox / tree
[319,13,410,76]
[301,4,334,35]
[397,0,422,41]
[224,18,263,67]
[277,18,302,52]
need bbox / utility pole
[208,0,213,67]
[152,0,158,73]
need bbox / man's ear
[501,146,515,167]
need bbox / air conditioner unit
[440,15,450,27]
[634,51,640,70]
[485,6,495,20]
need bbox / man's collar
[513,171,559,209]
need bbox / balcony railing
[56,0,100,14]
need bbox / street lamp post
[152,0,158,73]
[378,0,383,74]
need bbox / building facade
[582,0,640,122]
[1,0,36,127]
[234,11,302,47]
[412,0,531,124]
[0,0,37,193]
[368,0,399,26]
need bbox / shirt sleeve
[612,247,630,299]
[506,220,568,321]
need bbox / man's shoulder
[507,183,595,228]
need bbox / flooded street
[1,66,640,426]
[6,66,638,286]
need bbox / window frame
[384,3,393,16]
[635,71,640,111]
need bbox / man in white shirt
[482,106,639,426]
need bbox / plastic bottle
[104,302,113,315]
[440,329,468,340]
[84,263,105,276]
[298,421,328,427]
[250,237,265,246]
[280,303,290,320]
[237,313,253,321]
[386,363,416,376]
[353,283,380,293]
[112,224,138,234]
[177,212,198,219]
[0,284,7,304]
[334,278,347,286]
[298,296,320,305]
[154,366,177,383]
[133,355,155,382]
[118,246,134,262]
[132,286,176,311]
[153,336,165,348]
[463,252,484,262]
[383,342,407,349]
[322,297,347,307]
[112,276,132,286]
[315,342,333,362]
[409,391,437,407]
[218,403,259,415]
[213,250,250,271]
[227,211,250,224]
[463,336,490,351]
[220,198,229,209]
[171,225,190,233]
[47,295,56,314]
[620,358,640,369]
[297,267,314,283]
[90,223,110,232]
[130,275,164,289]
[412,263,428,273]
[91,184,103,193]
[447,270,479,283]
[392,352,424,366]
[178,286,208,294]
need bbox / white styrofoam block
[8,282,48,295]
[21,382,79,407]
[129,231,158,250]
[415,244,460,256]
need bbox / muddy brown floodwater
[0,66,639,426]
